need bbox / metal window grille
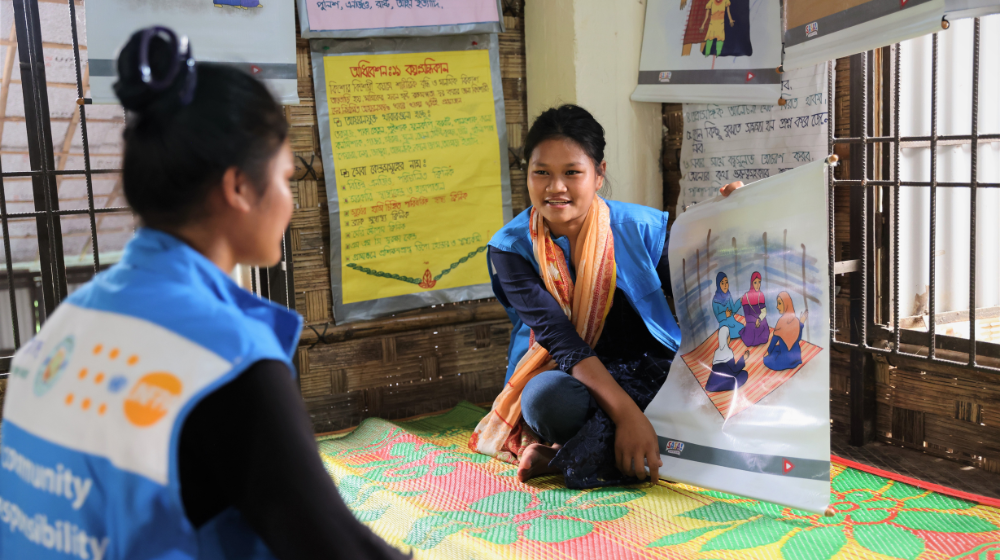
[829,18,1000,444]
[0,0,294,378]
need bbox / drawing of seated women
[740,271,769,347]
[763,291,808,371]
[712,271,743,338]
[706,326,749,392]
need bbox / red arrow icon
[251,65,262,75]
[783,459,795,474]
[901,0,909,6]
[746,71,755,82]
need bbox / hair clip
[138,26,197,106]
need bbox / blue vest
[0,228,302,560]
[488,200,682,382]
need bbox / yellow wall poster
[321,48,506,309]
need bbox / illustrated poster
[677,63,829,213]
[86,0,298,105]
[647,159,831,514]
[311,35,512,323]
[632,0,783,104]
[298,0,502,38]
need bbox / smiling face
[753,277,761,291]
[720,276,729,294]
[527,137,605,237]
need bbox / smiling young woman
[468,104,743,487]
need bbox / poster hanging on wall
[86,0,298,105]
[782,0,944,71]
[311,35,512,324]
[677,63,830,213]
[783,0,999,71]
[298,0,503,39]
[632,0,783,104]
[646,159,832,514]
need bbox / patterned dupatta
[469,197,617,464]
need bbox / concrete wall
[524,0,663,209]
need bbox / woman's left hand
[720,181,744,197]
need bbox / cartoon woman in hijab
[740,271,769,347]
[700,0,735,57]
[713,271,744,337]
[706,326,750,392]
[764,291,809,371]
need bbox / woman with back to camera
[469,104,742,487]
[0,27,407,560]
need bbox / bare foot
[517,443,560,482]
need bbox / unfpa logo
[124,373,183,427]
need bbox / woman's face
[777,298,785,314]
[526,138,604,234]
[238,140,295,266]
[753,277,761,291]
[720,276,729,293]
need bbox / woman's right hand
[755,319,761,328]
[726,309,732,318]
[614,408,662,483]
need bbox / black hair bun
[113,29,191,113]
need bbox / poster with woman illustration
[632,0,782,104]
[645,159,831,514]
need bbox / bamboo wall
[288,3,529,433]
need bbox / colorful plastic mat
[317,402,1000,559]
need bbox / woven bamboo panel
[287,4,530,432]
[877,353,1000,474]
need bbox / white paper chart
[677,63,830,213]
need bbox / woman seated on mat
[706,326,750,392]
[712,272,744,337]
[468,104,743,487]
[740,271,769,347]
[763,291,809,371]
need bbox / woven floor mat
[318,401,1000,559]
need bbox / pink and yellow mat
[318,401,1000,559]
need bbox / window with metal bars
[831,16,1000,442]
[0,0,293,378]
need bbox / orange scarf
[469,197,616,464]
[773,291,802,350]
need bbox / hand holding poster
[312,36,511,323]
[646,159,832,513]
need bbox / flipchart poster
[677,63,829,213]
[647,159,832,514]
[86,0,298,105]
[298,0,503,38]
[632,0,783,104]
[311,35,512,324]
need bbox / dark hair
[114,28,289,228]
[523,104,606,173]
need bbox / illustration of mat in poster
[85,0,298,105]
[298,0,502,38]
[312,36,511,323]
[632,0,782,104]
[646,159,831,514]
[677,63,829,212]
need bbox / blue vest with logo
[0,228,302,560]
[488,200,682,383]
